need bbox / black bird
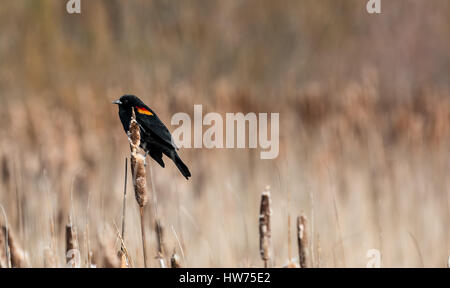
[113,95,191,179]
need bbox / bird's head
[113,95,145,108]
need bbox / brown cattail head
[1,226,26,268]
[128,108,141,149]
[259,186,272,267]
[131,154,148,207]
[65,222,79,267]
[171,250,181,268]
[129,108,148,207]
[297,214,309,268]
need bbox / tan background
[0,0,449,267]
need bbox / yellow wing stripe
[136,106,153,115]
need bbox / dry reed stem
[119,157,129,267]
[1,225,26,268]
[85,188,92,268]
[288,214,292,263]
[139,207,148,268]
[121,157,128,241]
[155,219,167,268]
[297,214,309,268]
[8,229,25,268]
[113,222,132,268]
[65,221,79,268]
[171,250,181,268]
[259,186,271,268]
[129,108,149,267]
[287,182,292,264]
[85,225,92,268]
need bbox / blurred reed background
[0,0,449,267]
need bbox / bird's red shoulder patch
[136,106,153,115]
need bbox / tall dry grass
[0,0,449,267]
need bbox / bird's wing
[134,106,177,149]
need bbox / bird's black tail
[173,153,191,180]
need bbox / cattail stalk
[129,108,149,267]
[65,221,79,268]
[259,186,271,268]
[1,225,26,268]
[121,157,128,240]
[297,214,309,268]
[119,157,129,267]
[155,219,167,268]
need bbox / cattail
[129,108,148,207]
[297,214,309,268]
[1,226,26,268]
[259,186,271,268]
[128,108,149,267]
[65,222,80,268]
[155,219,167,268]
[171,250,181,268]
[43,247,56,268]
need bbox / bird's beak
[113,99,122,105]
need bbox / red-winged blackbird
[113,95,191,180]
